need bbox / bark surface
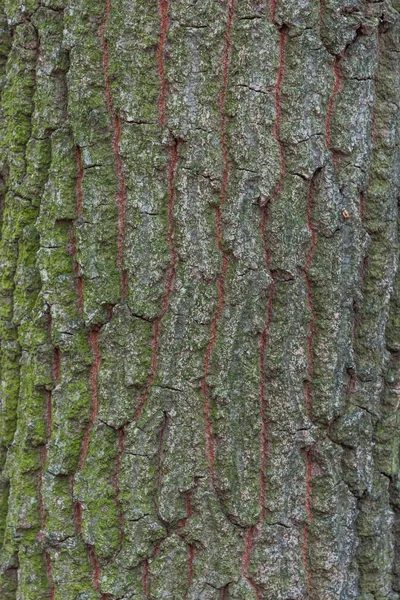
[0,0,399,599]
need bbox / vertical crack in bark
[325,56,342,164]
[269,0,277,23]
[202,0,236,487]
[349,251,368,392]
[242,526,262,599]
[318,0,324,39]
[241,218,276,596]
[113,426,125,553]
[186,543,195,598]
[80,330,101,592]
[73,147,84,315]
[220,584,229,599]
[79,330,101,472]
[359,190,364,220]
[53,347,61,386]
[72,323,109,595]
[136,139,179,422]
[70,141,108,594]
[272,28,287,199]
[305,179,317,420]
[142,558,150,599]
[99,0,131,560]
[258,282,276,507]
[38,440,47,537]
[100,0,127,300]
[157,0,169,129]
[303,175,317,596]
[38,312,60,600]
[44,552,55,600]
[241,21,287,595]
[134,5,178,420]
[177,490,195,598]
[259,210,276,521]
[130,8,181,589]
[72,496,101,590]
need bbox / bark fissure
[136,139,179,422]
[73,146,84,314]
[202,0,236,486]
[100,0,127,300]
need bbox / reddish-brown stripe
[99,0,127,298]
[241,21,288,593]
[78,330,100,471]
[202,0,236,482]
[242,527,262,599]
[136,139,179,421]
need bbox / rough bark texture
[0,0,399,598]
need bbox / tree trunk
[0,0,399,598]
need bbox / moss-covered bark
[0,0,399,598]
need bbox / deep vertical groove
[186,544,195,598]
[78,331,100,471]
[303,176,317,596]
[38,316,60,600]
[258,275,275,521]
[359,191,364,220]
[349,254,368,392]
[241,220,276,596]
[71,144,104,592]
[72,489,102,594]
[135,139,179,421]
[269,0,277,23]
[113,427,125,552]
[72,328,103,593]
[178,492,195,598]
[157,0,169,129]
[45,553,55,600]
[242,527,262,599]
[325,57,342,155]
[241,21,287,593]
[75,146,83,218]
[202,0,236,484]
[272,29,287,199]
[74,147,84,314]
[99,0,127,299]
[259,203,279,519]
[143,558,150,598]
[53,347,61,386]
[305,180,317,418]
[134,5,178,419]
[221,585,228,599]
[38,443,47,536]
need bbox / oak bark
[0,0,399,599]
